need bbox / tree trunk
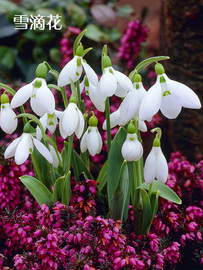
[160,0,203,161]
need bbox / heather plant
[0,29,201,240]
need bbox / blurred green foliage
[0,0,134,83]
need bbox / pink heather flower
[117,20,147,69]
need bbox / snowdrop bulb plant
[0,29,201,235]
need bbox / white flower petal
[87,127,101,156]
[138,120,147,132]
[36,114,47,140]
[89,83,105,112]
[165,75,201,109]
[136,82,147,102]
[80,129,88,153]
[33,137,53,164]
[160,93,182,119]
[49,145,61,168]
[156,147,168,184]
[144,147,157,184]
[121,134,143,161]
[62,103,78,136]
[139,79,162,121]
[59,115,68,139]
[82,60,98,86]
[114,84,128,98]
[54,109,63,119]
[58,56,78,87]
[11,81,33,109]
[4,135,22,159]
[102,109,121,130]
[112,68,133,92]
[0,104,17,134]
[75,107,84,139]
[30,96,46,117]
[15,134,33,165]
[99,69,117,97]
[32,79,55,116]
[47,113,58,134]
[120,91,139,125]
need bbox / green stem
[61,86,68,108]
[76,80,82,111]
[148,182,153,198]
[105,97,111,154]
[66,134,74,173]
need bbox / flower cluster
[117,20,148,69]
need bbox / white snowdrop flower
[84,76,105,112]
[98,54,133,99]
[59,97,84,139]
[102,108,122,130]
[121,123,143,162]
[4,131,53,165]
[36,111,58,140]
[58,45,98,87]
[144,137,168,184]
[139,63,201,121]
[0,93,17,134]
[49,145,62,168]
[11,63,55,117]
[80,116,103,156]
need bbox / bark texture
[160,0,203,161]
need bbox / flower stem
[105,97,111,154]
[76,80,82,111]
[66,134,74,173]
[148,182,153,198]
[61,86,68,108]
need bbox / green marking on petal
[29,148,32,153]
[77,57,81,67]
[49,121,54,126]
[136,83,139,90]
[2,105,5,109]
[130,137,135,141]
[160,76,166,83]
[162,90,171,97]
[109,68,113,74]
[34,80,42,88]
[76,72,80,76]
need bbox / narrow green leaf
[107,127,127,207]
[97,160,108,191]
[62,172,72,206]
[52,175,65,203]
[149,191,159,225]
[138,180,182,204]
[48,84,61,92]
[73,29,87,56]
[109,161,129,221]
[129,56,170,80]
[48,69,59,81]
[20,175,52,207]
[140,188,152,234]
[62,141,94,181]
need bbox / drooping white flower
[81,126,103,156]
[139,63,201,120]
[58,45,98,87]
[58,101,84,139]
[11,78,55,117]
[121,131,143,162]
[144,145,168,184]
[0,94,17,134]
[83,76,106,112]
[49,145,62,168]
[36,112,58,140]
[4,132,53,165]
[102,79,148,132]
[98,54,133,99]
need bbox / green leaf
[140,188,152,234]
[116,5,134,18]
[129,56,170,80]
[53,172,71,206]
[0,46,15,69]
[52,175,65,203]
[138,180,182,204]
[109,161,129,221]
[149,191,159,225]
[62,141,94,181]
[62,172,72,206]
[107,127,127,207]
[47,84,61,91]
[20,175,52,207]
[85,24,104,42]
[73,29,87,56]
[97,160,108,192]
